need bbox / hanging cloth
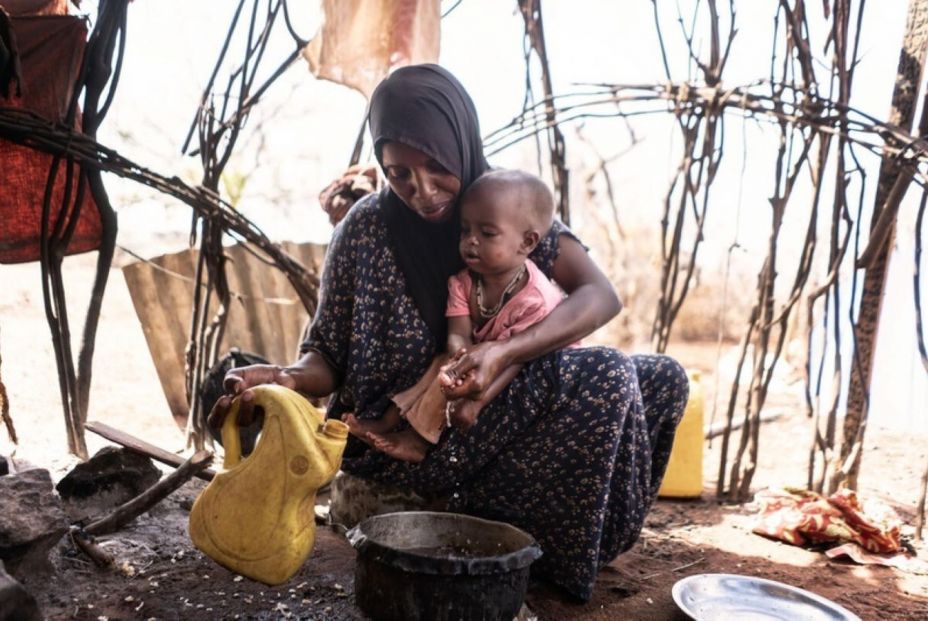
[302,0,440,98]
[0,15,101,264]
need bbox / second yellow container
[658,371,704,498]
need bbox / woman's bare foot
[367,429,430,463]
[343,410,401,446]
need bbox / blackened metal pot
[347,511,543,621]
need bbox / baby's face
[459,189,530,276]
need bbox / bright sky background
[83,0,925,430]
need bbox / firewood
[85,421,216,481]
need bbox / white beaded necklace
[475,264,526,319]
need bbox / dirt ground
[3,253,928,620]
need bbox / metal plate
[672,573,862,621]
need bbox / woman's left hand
[440,341,510,401]
[319,164,378,226]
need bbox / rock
[56,446,161,521]
[0,455,7,476]
[0,469,69,578]
[0,560,41,621]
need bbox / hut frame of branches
[0,0,320,455]
[0,0,130,459]
[492,0,928,531]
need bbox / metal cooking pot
[347,511,543,621]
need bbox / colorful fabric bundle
[753,487,901,553]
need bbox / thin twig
[641,557,706,580]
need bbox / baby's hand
[439,353,462,386]
[438,364,472,393]
[438,368,456,389]
[438,369,463,391]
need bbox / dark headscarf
[369,64,489,347]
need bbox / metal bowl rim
[671,572,862,621]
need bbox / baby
[346,169,575,461]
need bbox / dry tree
[179,0,318,449]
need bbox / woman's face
[381,142,462,224]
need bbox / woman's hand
[206,350,337,433]
[206,364,296,431]
[319,164,378,226]
[440,341,511,401]
[223,364,297,395]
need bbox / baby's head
[458,170,555,275]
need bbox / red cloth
[0,15,101,264]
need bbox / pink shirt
[446,259,571,343]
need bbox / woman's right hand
[206,364,296,430]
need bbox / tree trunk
[836,0,928,492]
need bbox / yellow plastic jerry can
[658,371,705,498]
[189,385,348,585]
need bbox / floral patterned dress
[303,194,689,601]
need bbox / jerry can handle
[221,397,244,469]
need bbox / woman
[210,64,688,601]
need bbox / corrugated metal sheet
[122,242,326,427]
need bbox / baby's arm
[440,316,474,387]
[446,315,473,359]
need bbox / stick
[0,371,15,444]
[85,420,217,481]
[704,410,783,440]
[641,557,706,581]
[84,450,213,536]
[69,526,114,567]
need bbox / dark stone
[0,455,7,476]
[0,560,41,621]
[56,446,161,521]
[0,469,69,578]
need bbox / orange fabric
[0,15,101,264]
[752,487,901,553]
[302,0,440,98]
